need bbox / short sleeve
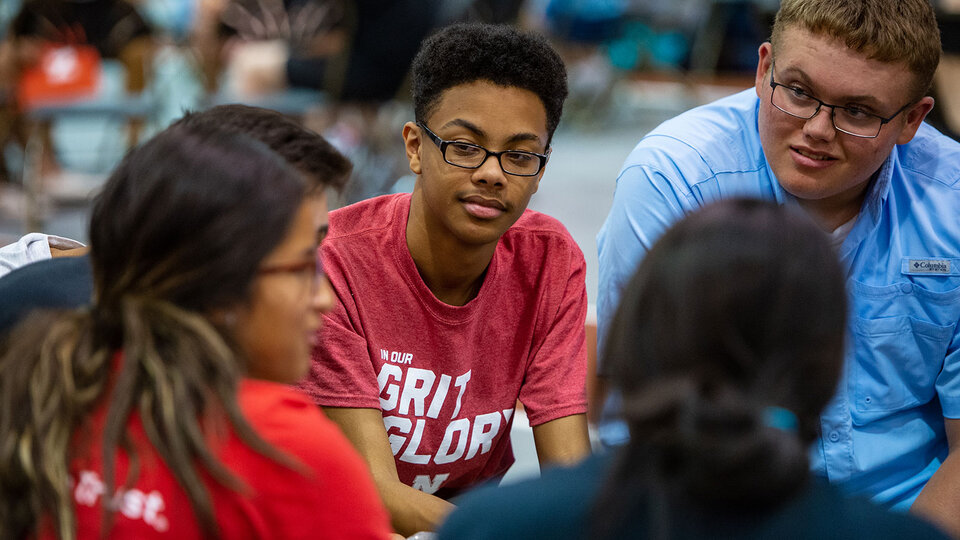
[518,239,588,426]
[239,382,393,539]
[298,245,381,409]
[936,332,960,418]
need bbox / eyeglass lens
[444,142,542,176]
[771,84,882,137]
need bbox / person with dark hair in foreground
[439,199,949,540]
[0,103,352,340]
[0,122,394,538]
[301,22,591,534]
[597,0,960,534]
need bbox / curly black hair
[411,23,568,144]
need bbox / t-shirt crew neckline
[391,194,500,325]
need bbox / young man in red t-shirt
[299,23,591,535]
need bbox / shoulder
[503,210,582,258]
[238,380,347,449]
[0,255,93,335]
[236,381,378,499]
[438,454,609,540]
[234,380,392,538]
[897,124,960,190]
[0,254,92,297]
[620,90,766,192]
[328,193,407,240]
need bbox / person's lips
[790,145,838,168]
[461,195,506,220]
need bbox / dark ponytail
[592,199,846,539]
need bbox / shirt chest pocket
[849,280,960,424]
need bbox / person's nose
[802,105,838,142]
[471,152,507,188]
[312,275,336,314]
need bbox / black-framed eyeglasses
[258,251,324,292]
[769,62,913,138]
[417,122,548,177]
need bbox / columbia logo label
[909,259,950,274]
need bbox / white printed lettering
[466,412,502,460]
[71,470,168,533]
[143,491,169,532]
[377,363,403,411]
[434,417,470,465]
[411,473,450,494]
[383,415,412,455]
[75,471,104,506]
[120,489,145,519]
[451,370,472,418]
[426,374,451,419]
[398,367,436,417]
[399,419,431,464]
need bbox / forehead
[426,81,549,143]
[774,26,918,105]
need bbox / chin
[453,221,508,246]
[775,170,832,200]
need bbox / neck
[405,194,497,307]
[798,178,872,232]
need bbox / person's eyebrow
[779,65,884,108]
[441,118,543,146]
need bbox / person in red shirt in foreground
[301,22,592,535]
[0,121,396,539]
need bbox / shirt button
[900,282,913,294]
[828,431,840,442]
[864,396,872,404]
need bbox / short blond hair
[771,0,941,100]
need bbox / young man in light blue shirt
[598,0,960,535]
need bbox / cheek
[759,104,789,141]
[844,138,891,173]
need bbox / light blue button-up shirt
[597,89,960,510]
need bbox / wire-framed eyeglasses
[258,252,324,292]
[417,122,548,177]
[769,62,914,138]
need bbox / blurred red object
[17,44,100,108]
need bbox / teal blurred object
[139,0,195,42]
[606,21,689,71]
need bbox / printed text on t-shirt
[377,363,513,493]
[73,469,169,532]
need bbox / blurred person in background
[597,0,960,534]
[0,0,155,185]
[440,199,949,540]
[0,103,351,338]
[0,121,397,539]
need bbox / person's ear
[402,121,423,175]
[896,96,935,145]
[755,42,773,99]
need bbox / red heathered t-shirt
[49,379,393,539]
[299,193,588,498]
